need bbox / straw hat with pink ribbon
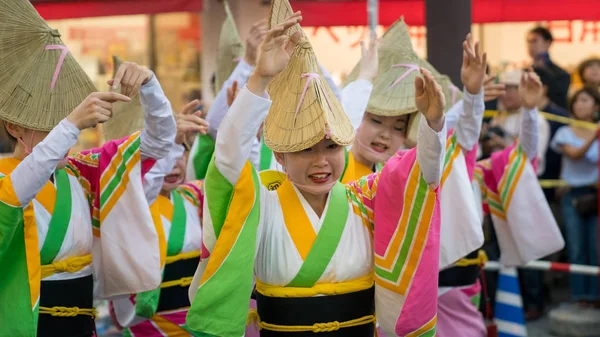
[343,15,423,146]
[0,0,96,132]
[102,56,145,142]
[215,0,245,93]
[263,0,354,153]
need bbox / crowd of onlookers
[480,26,600,320]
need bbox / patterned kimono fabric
[436,133,486,337]
[187,146,441,337]
[112,181,205,337]
[0,133,162,337]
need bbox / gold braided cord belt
[39,306,98,319]
[165,251,200,265]
[455,250,488,267]
[41,254,92,279]
[247,309,377,334]
[161,276,193,289]
[249,274,379,335]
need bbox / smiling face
[274,138,345,195]
[161,154,188,194]
[353,112,408,165]
[571,91,600,122]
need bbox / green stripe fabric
[259,136,273,171]
[167,191,187,256]
[500,147,523,201]
[375,175,428,281]
[0,201,38,336]
[100,137,140,206]
[287,182,350,287]
[421,326,437,337]
[39,170,72,265]
[204,158,234,239]
[134,286,161,319]
[186,167,261,337]
[339,147,349,182]
[444,134,457,167]
[192,134,216,180]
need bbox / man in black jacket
[527,26,571,109]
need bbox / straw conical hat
[379,16,413,53]
[268,0,304,39]
[347,17,421,117]
[264,41,354,153]
[102,56,144,141]
[264,10,353,154]
[344,16,420,118]
[0,0,96,132]
[215,0,245,93]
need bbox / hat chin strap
[354,127,393,164]
[18,131,36,155]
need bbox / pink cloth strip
[45,45,69,91]
[18,131,36,155]
[437,287,487,337]
[295,72,321,120]
[389,64,420,89]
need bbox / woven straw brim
[364,48,422,117]
[264,41,354,153]
[102,56,144,141]
[343,15,419,117]
[269,0,304,38]
[215,1,245,93]
[0,0,96,132]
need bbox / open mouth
[308,173,331,184]
[164,173,182,184]
[370,142,389,153]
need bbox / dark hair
[1,123,16,153]
[482,126,505,141]
[577,57,600,83]
[210,73,216,95]
[529,26,553,43]
[185,89,202,102]
[532,66,555,87]
[569,86,600,120]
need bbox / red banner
[32,0,600,26]
[33,0,202,20]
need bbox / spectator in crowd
[551,87,600,305]
[491,69,550,176]
[527,26,571,109]
[578,57,600,88]
[535,66,570,202]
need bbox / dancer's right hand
[248,11,303,95]
[67,92,131,130]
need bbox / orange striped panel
[277,180,317,260]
